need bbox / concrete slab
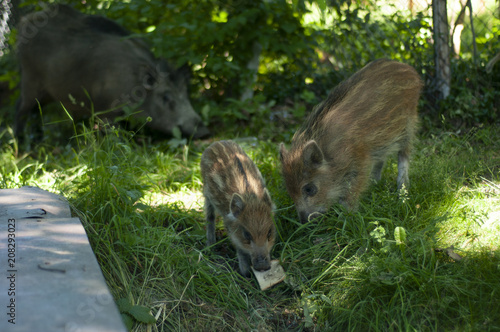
[0,187,127,332]
[0,186,71,220]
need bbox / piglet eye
[267,228,273,240]
[302,183,318,197]
[242,229,253,242]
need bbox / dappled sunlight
[458,179,500,251]
[142,189,204,211]
[431,177,500,256]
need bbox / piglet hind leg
[397,149,410,190]
[342,161,370,211]
[371,161,385,182]
[205,200,216,247]
[397,115,418,191]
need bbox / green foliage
[437,57,500,128]
[83,0,316,102]
[325,4,432,68]
[117,298,156,329]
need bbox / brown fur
[200,140,276,277]
[280,59,423,223]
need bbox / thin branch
[467,0,478,65]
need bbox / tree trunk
[240,41,262,102]
[0,0,12,56]
[7,0,23,28]
[432,0,451,100]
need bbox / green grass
[0,118,499,331]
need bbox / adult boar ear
[140,65,157,90]
[230,193,246,219]
[302,140,325,169]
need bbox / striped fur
[200,140,276,277]
[280,59,423,223]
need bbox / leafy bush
[437,57,499,129]
[84,0,316,102]
[5,0,499,131]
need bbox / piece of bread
[252,260,286,290]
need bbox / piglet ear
[230,193,246,218]
[262,188,275,210]
[302,140,325,169]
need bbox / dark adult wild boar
[15,5,209,139]
[280,59,423,223]
[201,140,276,277]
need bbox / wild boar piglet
[280,59,423,223]
[201,140,276,277]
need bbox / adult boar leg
[15,75,46,140]
[15,98,41,140]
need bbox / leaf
[281,22,296,34]
[128,305,156,324]
[302,298,315,328]
[168,137,187,149]
[121,313,134,330]
[370,225,386,243]
[116,298,132,313]
[171,126,182,139]
[126,190,142,203]
[394,226,407,246]
[134,203,150,211]
[374,272,397,285]
[316,0,327,11]
[201,104,210,123]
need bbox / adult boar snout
[190,124,210,139]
